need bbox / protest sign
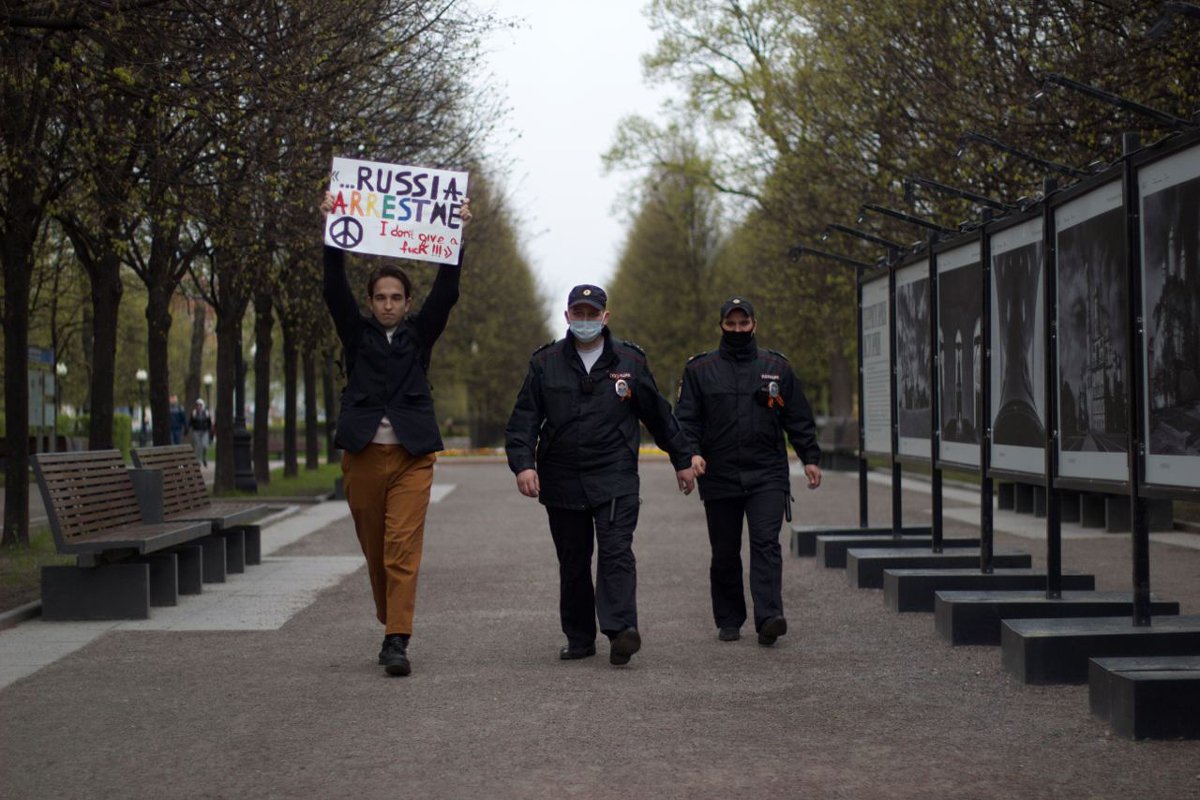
[325,156,469,265]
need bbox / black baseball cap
[568,284,607,310]
[720,296,755,320]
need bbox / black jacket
[323,245,460,455]
[505,328,693,510]
[675,337,820,501]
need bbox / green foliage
[607,144,726,396]
[426,172,552,446]
[616,0,1200,413]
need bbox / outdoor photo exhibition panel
[989,215,1047,478]
[895,258,932,462]
[1139,139,1200,495]
[1053,178,1130,489]
[861,271,892,457]
[935,240,983,469]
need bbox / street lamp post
[135,368,149,446]
[203,373,213,408]
[53,362,67,453]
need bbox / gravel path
[1,461,1197,799]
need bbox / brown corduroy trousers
[341,444,436,636]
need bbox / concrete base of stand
[935,591,1178,645]
[1001,615,1200,685]
[1090,656,1200,740]
[789,524,931,557]
[816,535,980,568]
[845,548,1032,589]
[883,568,1096,613]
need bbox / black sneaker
[609,627,641,666]
[379,634,411,676]
[718,627,741,642]
[559,643,597,660]
[757,616,787,646]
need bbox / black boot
[379,634,411,676]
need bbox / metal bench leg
[222,528,246,574]
[173,545,204,595]
[142,553,179,607]
[41,563,151,620]
[199,535,227,583]
[241,525,262,566]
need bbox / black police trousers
[545,495,640,648]
[703,490,786,632]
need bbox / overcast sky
[474,2,672,334]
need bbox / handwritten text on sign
[325,157,469,265]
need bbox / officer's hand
[320,191,334,215]
[676,468,695,495]
[516,469,540,498]
[691,455,706,477]
[804,463,823,489]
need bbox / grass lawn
[221,462,343,499]
[0,529,73,614]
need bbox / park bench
[131,444,269,573]
[31,449,218,620]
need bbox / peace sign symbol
[329,216,363,248]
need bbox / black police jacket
[323,245,460,455]
[505,327,693,510]
[675,337,821,501]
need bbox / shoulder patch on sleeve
[619,339,646,355]
[686,350,711,364]
[532,340,556,355]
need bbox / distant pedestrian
[675,296,822,646]
[169,395,187,445]
[505,284,696,667]
[190,399,211,466]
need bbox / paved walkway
[1,463,1197,799]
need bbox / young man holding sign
[321,160,469,677]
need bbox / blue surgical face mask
[569,319,604,343]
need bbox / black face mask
[721,330,754,349]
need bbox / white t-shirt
[578,345,602,374]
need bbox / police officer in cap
[676,296,822,645]
[505,284,696,666]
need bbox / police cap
[568,284,607,311]
[720,296,756,320]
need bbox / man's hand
[460,196,472,223]
[320,191,334,215]
[691,455,706,477]
[516,468,540,498]
[804,463,823,489]
[676,467,696,495]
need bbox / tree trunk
[281,326,299,479]
[146,284,174,446]
[323,347,338,464]
[213,313,240,493]
[86,255,123,450]
[253,290,273,485]
[829,349,854,419]
[303,348,319,469]
[1,217,36,547]
[185,299,205,410]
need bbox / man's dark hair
[367,264,413,298]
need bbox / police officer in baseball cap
[676,295,822,646]
[505,283,696,666]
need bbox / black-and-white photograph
[992,240,1045,450]
[938,261,982,446]
[896,274,931,441]
[1057,205,1129,455]
[1143,160,1200,461]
